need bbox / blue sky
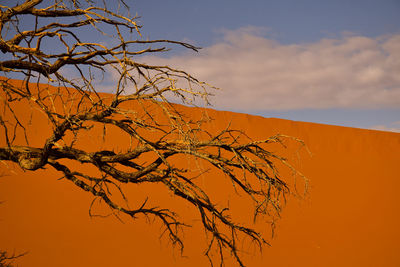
[2,1,399,132]
[129,0,400,132]
[133,0,400,46]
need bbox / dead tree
[0,1,305,266]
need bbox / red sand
[1,79,399,266]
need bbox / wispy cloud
[141,27,400,111]
[371,121,400,133]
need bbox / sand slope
[1,79,399,266]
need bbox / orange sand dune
[0,79,399,266]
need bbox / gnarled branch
[0,1,306,266]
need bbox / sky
[1,1,399,132]
[127,0,400,132]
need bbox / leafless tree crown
[0,1,306,266]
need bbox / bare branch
[0,1,307,266]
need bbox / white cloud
[371,120,400,133]
[370,123,400,133]
[140,27,400,111]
